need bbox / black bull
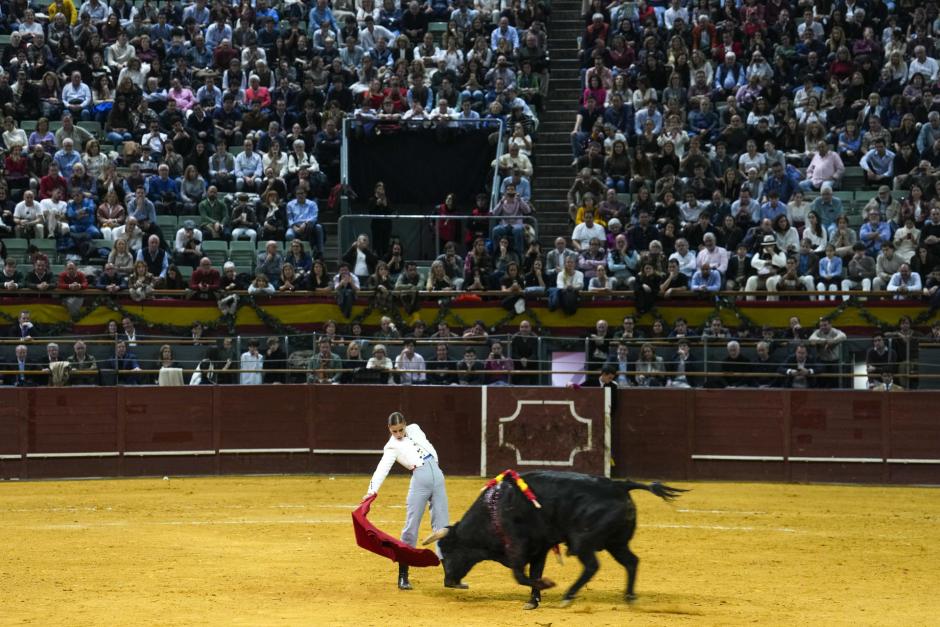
[423,471,685,608]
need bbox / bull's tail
[618,480,687,502]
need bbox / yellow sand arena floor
[1,475,938,626]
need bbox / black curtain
[347,128,496,204]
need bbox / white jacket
[367,424,439,495]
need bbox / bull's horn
[422,528,449,545]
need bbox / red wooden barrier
[0,387,937,484]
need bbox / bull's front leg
[523,550,550,610]
[511,560,555,592]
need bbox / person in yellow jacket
[48,0,77,25]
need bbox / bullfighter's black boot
[398,564,413,590]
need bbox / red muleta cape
[351,494,441,567]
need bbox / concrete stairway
[532,1,584,246]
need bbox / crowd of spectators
[0,0,549,287]
[5,310,939,389]
[0,312,545,386]
[552,0,940,310]
[1,0,940,393]
[2,0,938,313]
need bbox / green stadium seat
[178,215,201,227]
[178,265,193,281]
[228,240,255,254]
[228,240,256,271]
[854,190,878,210]
[92,239,113,251]
[157,216,178,233]
[33,238,58,260]
[428,21,447,44]
[201,240,228,266]
[4,238,29,262]
[834,191,854,204]
[77,121,103,136]
[20,120,37,132]
[0,35,11,47]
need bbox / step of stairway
[539,162,578,177]
[538,130,576,141]
[549,86,582,97]
[532,187,571,197]
[550,75,583,84]
[539,123,575,135]
[540,109,577,122]
[538,153,576,166]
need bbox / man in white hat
[744,235,786,300]
[174,219,203,269]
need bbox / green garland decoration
[243,295,306,336]
[2,293,935,337]
[714,295,759,329]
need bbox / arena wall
[0,387,937,485]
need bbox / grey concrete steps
[528,0,585,247]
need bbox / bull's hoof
[444,579,469,590]
[625,593,637,603]
[522,600,539,610]
[559,597,575,608]
[533,578,555,591]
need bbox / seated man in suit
[2,344,36,386]
[101,340,142,385]
[665,340,702,388]
[9,310,36,339]
[777,343,820,389]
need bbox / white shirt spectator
[61,81,92,108]
[395,350,427,384]
[571,222,606,249]
[141,130,167,153]
[908,55,940,83]
[663,4,689,29]
[886,269,922,296]
[358,25,394,50]
[556,268,584,289]
[239,350,264,384]
[669,250,697,278]
[18,20,44,37]
[14,199,42,222]
[174,227,203,254]
[112,223,144,252]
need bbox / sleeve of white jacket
[367,442,397,495]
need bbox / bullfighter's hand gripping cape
[352,494,441,567]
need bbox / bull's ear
[422,526,450,545]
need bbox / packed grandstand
[0,0,938,389]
